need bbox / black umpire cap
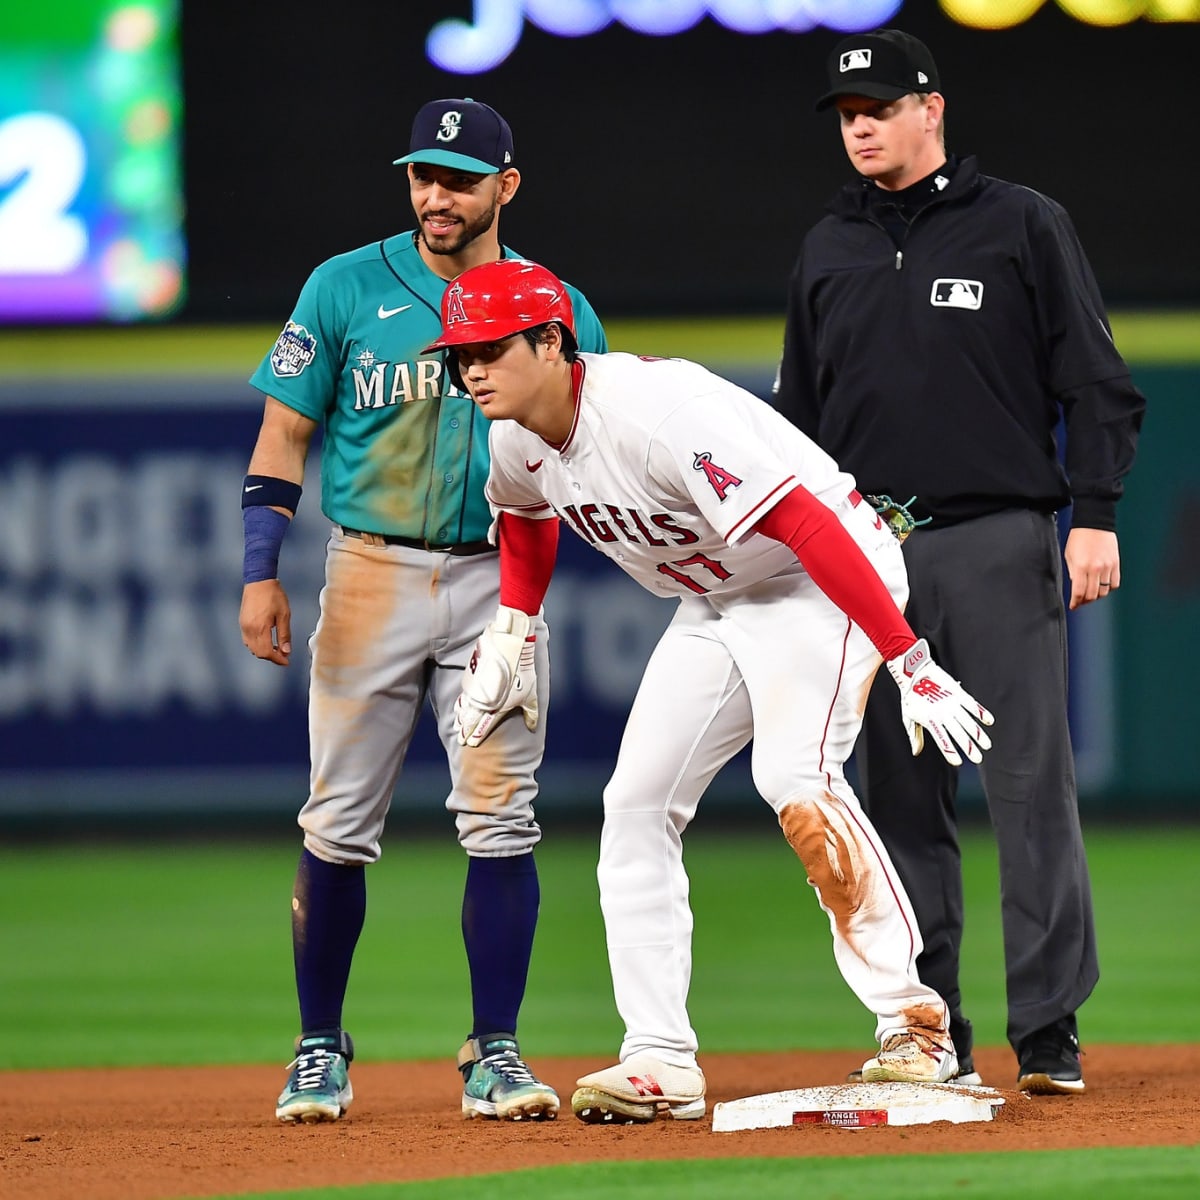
[815,29,941,111]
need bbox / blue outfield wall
[0,366,1191,821]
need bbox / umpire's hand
[1064,527,1121,610]
[241,579,293,666]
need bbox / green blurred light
[0,1,105,47]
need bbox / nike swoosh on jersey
[377,304,413,319]
[525,459,544,472]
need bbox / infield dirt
[3,1044,1198,1199]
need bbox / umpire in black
[773,28,1145,1094]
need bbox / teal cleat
[458,1033,559,1121]
[276,1031,354,1124]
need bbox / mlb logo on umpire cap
[816,29,941,111]
[840,48,872,72]
[394,97,515,175]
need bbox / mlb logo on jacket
[930,279,984,310]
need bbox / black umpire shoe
[1016,1014,1085,1095]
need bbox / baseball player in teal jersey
[238,97,606,1125]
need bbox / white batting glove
[885,639,995,767]
[455,605,539,748]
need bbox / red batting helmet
[423,258,576,352]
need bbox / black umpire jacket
[773,155,1145,530]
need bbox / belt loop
[362,531,386,548]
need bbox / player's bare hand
[455,605,538,747]
[240,579,293,666]
[1064,527,1120,610]
[886,638,995,767]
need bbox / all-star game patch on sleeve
[249,267,344,421]
[270,321,317,379]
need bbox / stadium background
[1,0,1198,828]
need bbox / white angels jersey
[485,353,858,599]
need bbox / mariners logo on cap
[445,282,469,324]
[839,48,872,72]
[437,111,463,143]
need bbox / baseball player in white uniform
[424,259,996,1125]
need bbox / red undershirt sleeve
[498,511,560,616]
[753,487,916,661]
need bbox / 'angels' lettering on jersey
[483,352,858,601]
[351,358,465,410]
[559,502,702,548]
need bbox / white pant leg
[599,599,753,1068]
[714,504,949,1042]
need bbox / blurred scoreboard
[0,1,184,323]
[424,0,1200,74]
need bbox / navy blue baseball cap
[815,29,941,111]
[394,98,515,174]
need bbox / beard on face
[419,199,500,257]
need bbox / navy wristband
[241,474,302,513]
[243,506,290,583]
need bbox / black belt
[340,527,495,556]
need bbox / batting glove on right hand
[455,605,539,748]
[886,638,995,766]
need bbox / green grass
[202,1148,1200,1199]
[1,823,1197,1071]
[4,827,1196,1200]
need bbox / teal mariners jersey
[249,234,607,542]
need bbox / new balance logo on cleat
[627,1073,666,1099]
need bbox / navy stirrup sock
[292,848,366,1034]
[462,852,540,1038]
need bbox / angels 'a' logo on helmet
[692,451,742,501]
[445,282,470,325]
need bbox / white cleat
[861,1030,959,1084]
[571,1054,706,1124]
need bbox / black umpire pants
[856,508,1099,1058]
